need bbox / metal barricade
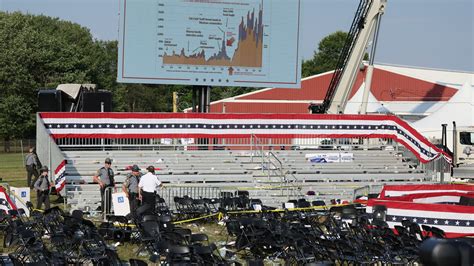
[103,185,118,221]
[353,185,370,200]
[57,136,395,151]
[160,186,222,211]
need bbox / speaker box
[82,91,112,112]
[38,90,62,112]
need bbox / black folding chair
[167,245,195,265]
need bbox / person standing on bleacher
[138,166,162,214]
[93,158,115,214]
[122,164,141,217]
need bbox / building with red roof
[196,63,472,124]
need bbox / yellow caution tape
[113,222,136,228]
[111,213,218,227]
[172,213,219,225]
[101,203,349,227]
[224,204,346,215]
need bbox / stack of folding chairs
[1,207,120,265]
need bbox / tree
[114,84,175,112]
[302,31,348,78]
[0,12,118,141]
[0,95,33,152]
[172,86,257,112]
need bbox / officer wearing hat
[34,166,50,210]
[25,147,40,189]
[122,164,141,216]
[138,165,162,214]
[93,158,115,213]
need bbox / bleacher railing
[250,135,303,200]
[56,136,399,152]
[250,134,265,164]
[422,156,451,183]
[267,151,284,179]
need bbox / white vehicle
[434,123,474,180]
[455,128,474,165]
[452,126,474,179]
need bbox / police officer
[138,166,162,214]
[93,158,115,213]
[25,147,39,188]
[34,166,50,210]
[122,164,141,216]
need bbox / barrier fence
[103,186,117,221]
[56,136,399,152]
[353,185,370,200]
[103,185,223,219]
[422,155,452,183]
[0,139,35,153]
[160,186,222,210]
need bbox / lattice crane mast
[310,0,387,114]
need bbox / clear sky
[1,0,473,72]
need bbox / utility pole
[172,91,178,113]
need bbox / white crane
[310,0,387,114]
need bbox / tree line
[0,11,347,147]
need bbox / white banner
[112,192,130,216]
[305,153,354,163]
[10,187,30,216]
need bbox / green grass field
[0,152,67,205]
[0,152,58,209]
[0,152,28,187]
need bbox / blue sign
[118,0,302,88]
[118,196,124,203]
[21,191,26,197]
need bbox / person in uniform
[34,166,50,210]
[93,158,115,213]
[138,166,162,214]
[25,147,39,188]
[122,164,141,217]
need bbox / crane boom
[310,0,387,114]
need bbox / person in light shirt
[138,165,162,214]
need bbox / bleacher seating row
[62,149,431,211]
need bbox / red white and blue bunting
[39,113,451,164]
[367,184,474,238]
[54,160,67,193]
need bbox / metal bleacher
[63,147,432,210]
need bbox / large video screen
[118,0,301,88]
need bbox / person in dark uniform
[34,166,50,210]
[138,166,162,214]
[122,165,141,217]
[25,147,40,188]
[93,158,115,214]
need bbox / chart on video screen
[118,0,301,88]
